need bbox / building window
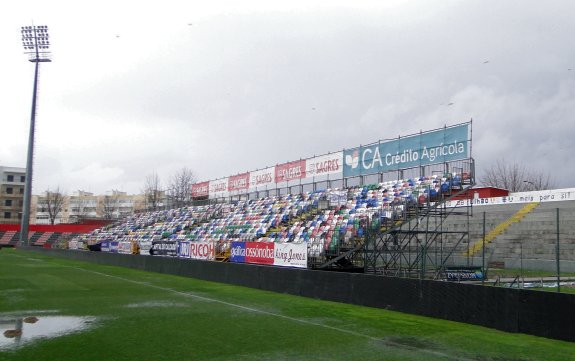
[20,176,26,182]
[4,212,10,219]
[19,187,24,194]
[5,200,12,207]
[6,188,13,194]
[7,175,14,182]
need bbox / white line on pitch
[69,265,472,361]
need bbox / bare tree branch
[143,172,162,211]
[480,159,556,191]
[167,167,196,208]
[101,192,119,220]
[42,186,65,225]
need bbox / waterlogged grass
[0,248,574,361]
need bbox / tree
[40,187,65,225]
[167,167,197,208]
[480,160,555,192]
[143,172,163,211]
[102,192,119,220]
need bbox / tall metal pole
[19,60,39,246]
[556,208,561,293]
[19,25,51,246]
[482,211,485,285]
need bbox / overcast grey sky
[2,0,574,195]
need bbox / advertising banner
[327,190,348,206]
[138,240,152,255]
[228,172,250,193]
[245,242,274,265]
[191,181,209,198]
[249,167,275,189]
[445,266,484,281]
[106,241,118,253]
[275,160,306,183]
[101,241,110,252]
[229,241,246,263]
[445,188,575,208]
[343,123,469,177]
[150,240,178,257]
[209,178,229,198]
[273,243,307,268]
[306,152,343,178]
[178,241,215,260]
[118,241,133,254]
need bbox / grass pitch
[1,248,574,361]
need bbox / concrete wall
[442,201,575,271]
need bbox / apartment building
[0,166,26,224]
[31,190,147,224]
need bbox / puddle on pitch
[0,314,96,350]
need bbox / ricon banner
[273,243,307,268]
[178,241,215,260]
[343,123,469,177]
[229,241,246,263]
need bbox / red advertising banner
[275,160,306,183]
[244,242,274,265]
[228,172,250,192]
[191,181,209,198]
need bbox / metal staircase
[316,161,476,279]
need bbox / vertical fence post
[556,207,561,293]
[482,211,486,285]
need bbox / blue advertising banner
[109,241,119,253]
[343,123,469,177]
[178,241,191,258]
[101,241,110,252]
[229,241,246,263]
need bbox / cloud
[2,1,575,195]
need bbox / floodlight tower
[19,25,51,246]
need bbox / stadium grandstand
[10,121,575,279]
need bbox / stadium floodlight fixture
[19,25,51,246]
[21,25,52,62]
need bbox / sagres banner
[343,123,469,177]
